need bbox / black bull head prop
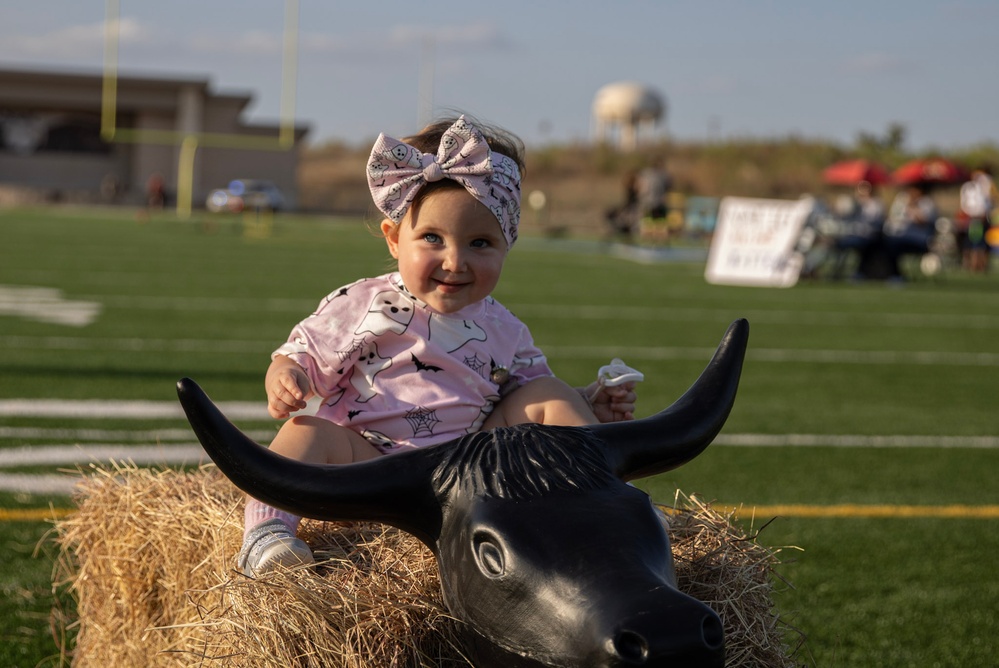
[177,319,749,668]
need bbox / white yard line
[4,430,997,495]
[0,400,279,495]
[0,444,210,494]
[3,335,997,366]
[2,400,996,495]
[0,473,83,495]
[0,443,208,467]
[510,304,999,331]
[0,426,276,442]
[0,399,270,420]
[543,346,999,367]
[714,434,999,448]
[69,293,999,330]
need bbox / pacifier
[597,358,645,386]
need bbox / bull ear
[589,318,748,481]
[176,378,443,547]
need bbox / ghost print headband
[366,116,522,249]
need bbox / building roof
[0,65,308,137]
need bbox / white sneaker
[238,518,315,577]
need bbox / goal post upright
[102,0,301,217]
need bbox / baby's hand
[266,363,312,419]
[587,358,644,423]
[586,380,638,423]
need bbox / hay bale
[665,493,803,667]
[53,464,800,667]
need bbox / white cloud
[0,18,514,70]
[389,21,509,50]
[840,52,918,76]
[188,30,283,57]
[0,18,151,62]
[299,21,509,59]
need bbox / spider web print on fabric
[404,406,441,437]
[463,354,486,377]
[336,338,367,363]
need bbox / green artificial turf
[2,206,998,666]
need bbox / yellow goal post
[101,0,300,217]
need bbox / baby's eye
[470,238,491,249]
[422,233,442,244]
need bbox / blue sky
[2,1,997,150]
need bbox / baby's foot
[238,518,315,577]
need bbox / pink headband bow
[367,116,521,248]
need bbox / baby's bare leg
[483,376,597,429]
[268,415,383,464]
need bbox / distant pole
[101,0,119,141]
[418,36,436,129]
[279,0,300,149]
[176,135,199,219]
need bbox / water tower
[592,82,665,151]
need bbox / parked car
[206,179,285,213]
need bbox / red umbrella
[822,159,891,186]
[892,158,968,185]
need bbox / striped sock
[244,498,302,540]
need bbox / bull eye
[473,532,506,578]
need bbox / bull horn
[589,318,749,481]
[176,378,443,546]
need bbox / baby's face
[381,188,507,314]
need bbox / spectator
[604,169,640,241]
[636,157,672,244]
[832,179,888,279]
[146,173,166,210]
[798,180,887,280]
[884,182,939,280]
[957,166,996,273]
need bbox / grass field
[2,206,998,667]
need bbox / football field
[2,207,997,666]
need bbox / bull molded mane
[434,425,618,502]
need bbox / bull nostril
[701,614,724,650]
[611,630,648,664]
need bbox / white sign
[705,197,813,287]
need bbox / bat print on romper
[319,285,350,309]
[411,353,443,373]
